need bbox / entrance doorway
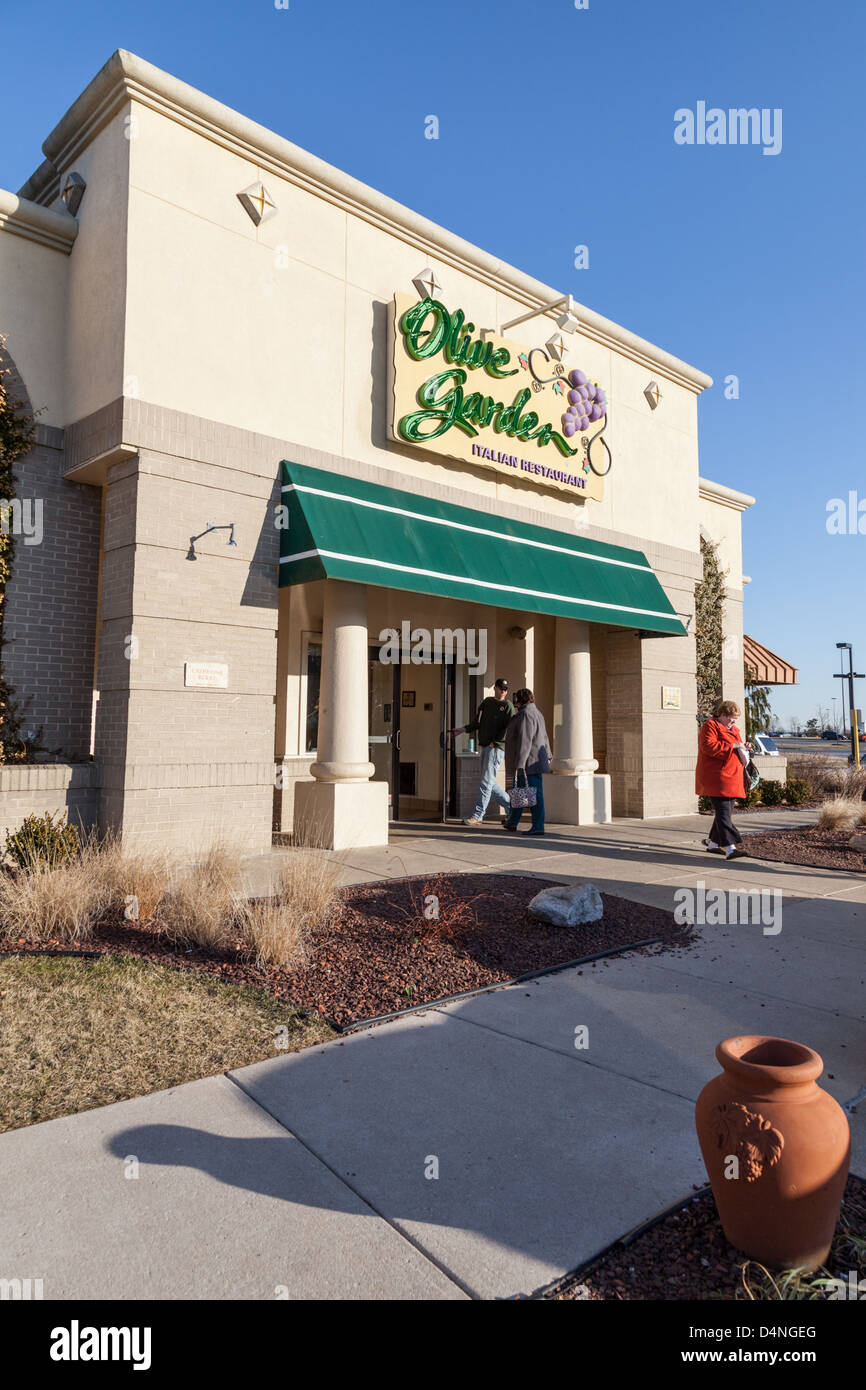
[368,649,485,822]
[368,646,444,820]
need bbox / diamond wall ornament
[60,172,86,217]
[237,182,278,226]
[412,267,442,301]
[644,380,662,410]
[545,332,569,362]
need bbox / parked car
[752,733,780,756]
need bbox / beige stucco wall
[0,204,70,424]
[114,81,702,556]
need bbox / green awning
[279,460,686,636]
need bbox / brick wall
[3,425,101,759]
[0,763,100,846]
[91,431,279,853]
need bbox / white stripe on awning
[280,481,654,575]
[279,546,678,622]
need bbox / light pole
[834,642,864,767]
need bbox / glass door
[368,648,400,819]
[443,664,485,821]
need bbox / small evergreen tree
[695,537,727,722]
[744,663,773,740]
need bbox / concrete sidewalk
[2,812,864,1299]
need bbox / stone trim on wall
[63,395,704,589]
[0,762,99,794]
[21,50,712,396]
[0,188,77,253]
[99,761,276,791]
[0,762,100,845]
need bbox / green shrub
[760,780,785,807]
[4,811,79,870]
[784,777,809,807]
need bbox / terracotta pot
[695,1035,850,1271]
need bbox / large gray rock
[528,882,603,927]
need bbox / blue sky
[3,0,864,728]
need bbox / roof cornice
[698,476,756,512]
[20,50,713,393]
[0,188,77,253]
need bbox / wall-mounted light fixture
[60,172,86,217]
[412,267,442,300]
[501,294,580,338]
[187,523,236,561]
[644,380,662,410]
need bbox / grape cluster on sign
[562,369,606,438]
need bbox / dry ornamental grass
[238,852,342,969]
[154,844,243,950]
[817,797,866,834]
[0,835,341,976]
[786,754,866,802]
[0,844,110,942]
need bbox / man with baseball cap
[448,678,515,827]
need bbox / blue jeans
[473,745,511,820]
[505,772,545,833]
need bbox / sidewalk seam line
[223,1070,477,1300]
[635,955,866,1021]
[431,1009,700,1107]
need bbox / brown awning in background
[744,635,798,685]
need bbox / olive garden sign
[389,293,609,502]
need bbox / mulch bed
[549,1174,866,1301]
[2,873,694,1029]
[743,824,866,873]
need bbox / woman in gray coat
[503,689,551,835]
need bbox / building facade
[0,50,754,852]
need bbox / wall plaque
[184,662,228,689]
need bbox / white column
[551,617,598,774]
[294,579,388,849]
[310,579,375,782]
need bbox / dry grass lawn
[0,954,334,1134]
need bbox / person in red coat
[696,700,752,859]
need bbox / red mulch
[2,873,694,1028]
[548,1175,866,1300]
[743,825,866,873]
